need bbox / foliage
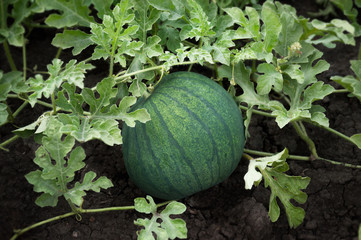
[244,149,310,228]
[1,0,361,238]
[25,117,113,207]
[134,196,187,240]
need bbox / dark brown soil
[1,1,361,240]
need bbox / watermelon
[122,71,245,200]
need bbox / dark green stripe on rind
[123,104,186,200]
[148,100,204,197]
[122,71,245,200]
[156,73,244,175]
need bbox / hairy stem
[305,120,359,148]
[238,105,274,118]
[291,121,319,158]
[243,148,309,161]
[13,101,29,118]
[22,37,27,81]
[244,148,361,169]
[3,41,17,71]
[10,200,172,240]
[114,61,198,83]
[0,135,19,152]
[51,93,57,114]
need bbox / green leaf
[37,0,95,28]
[52,29,92,55]
[158,24,182,52]
[273,44,332,128]
[25,117,113,207]
[0,103,8,125]
[65,171,113,206]
[179,0,215,42]
[265,166,310,228]
[134,195,157,214]
[330,0,361,36]
[187,47,214,65]
[256,63,283,95]
[331,75,361,102]
[82,77,117,115]
[261,2,281,52]
[0,71,25,100]
[244,149,289,189]
[25,170,61,207]
[89,1,141,67]
[101,96,151,127]
[160,202,188,239]
[28,59,94,107]
[57,114,122,145]
[274,3,304,57]
[0,0,42,46]
[134,196,187,240]
[209,30,234,65]
[350,60,361,78]
[244,149,310,228]
[219,62,274,109]
[224,6,260,40]
[91,0,113,19]
[133,0,160,42]
[147,0,185,21]
[282,64,304,84]
[330,60,361,102]
[350,134,361,149]
[13,112,52,137]
[56,83,84,115]
[307,19,355,48]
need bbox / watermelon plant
[1,0,361,239]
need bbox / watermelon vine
[1,0,361,239]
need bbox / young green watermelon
[122,71,245,200]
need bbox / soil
[1,1,361,240]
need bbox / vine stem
[3,41,17,71]
[291,121,319,158]
[10,201,172,240]
[243,148,309,161]
[114,61,198,83]
[243,148,361,169]
[0,135,19,152]
[22,36,27,81]
[305,119,358,147]
[238,105,274,118]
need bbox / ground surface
[1,1,361,240]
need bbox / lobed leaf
[147,0,185,21]
[306,19,355,48]
[52,30,92,55]
[0,71,25,101]
[256,63,283,95]
[26,117,113,207]
[261,2,282,52]
[82,77,118,115]
[37,0,95,28]
[28,59,94,107]
[134,196,187,240]
[101,96,151,127]
[224,6,260,40]
[65,171,113,206]
[244,149,310,228]
[274,3,304,57]
[179,0,215,42]
[0,0,43,46]
[58,114,122,146]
